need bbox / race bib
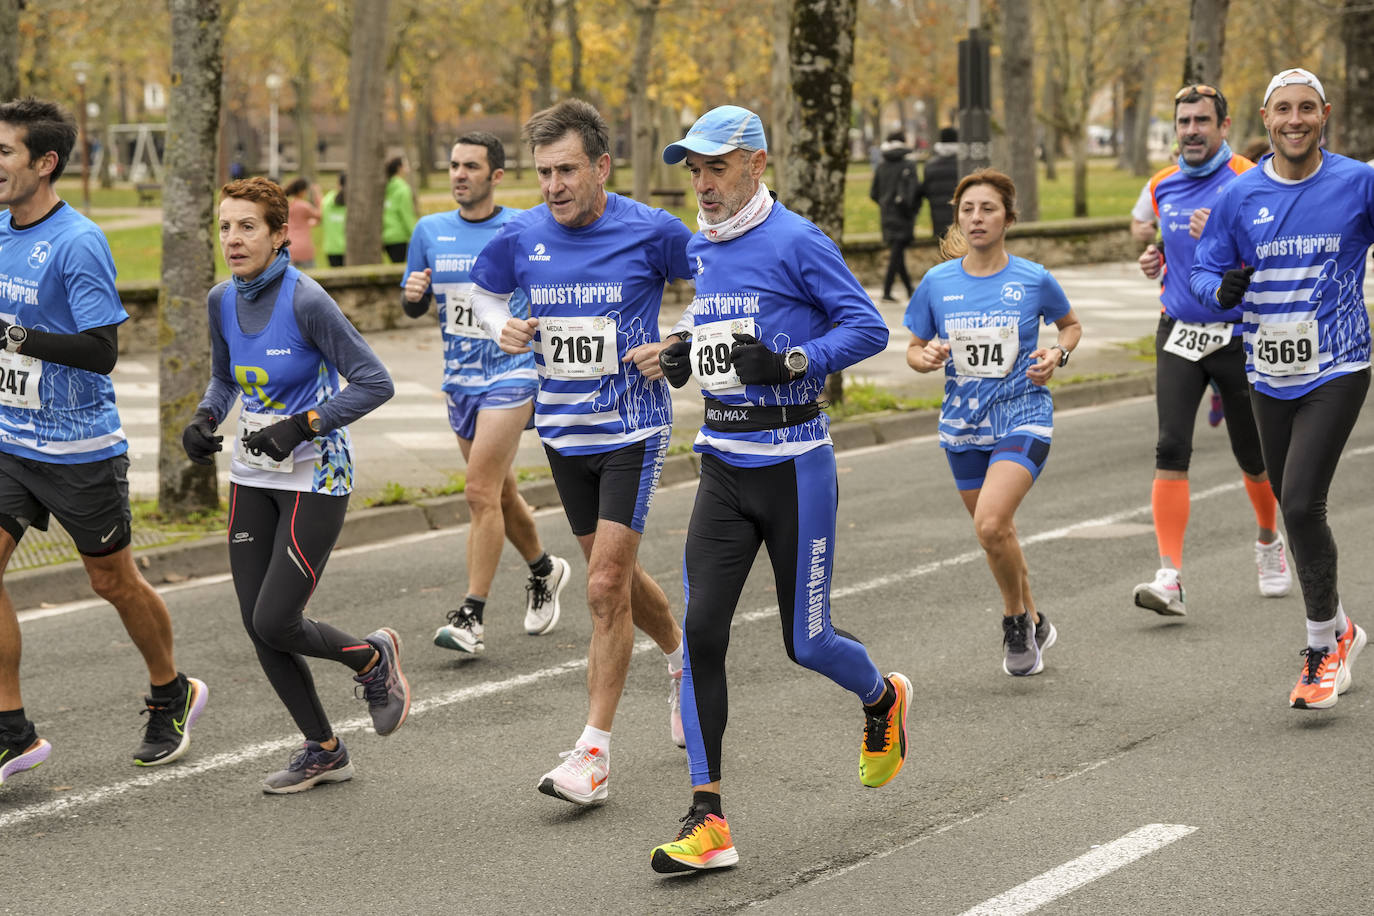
[949,325,1016,378]
[0,350,42,409]
[1253,320,1319,377]
[538,316,618,379]
[236,410,294,473]
[691,317,755,391]
[1163,320,1233,362]
[434,282,487,339]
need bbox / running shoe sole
[536,774,608,806]
[0,737,51,785]
[433,625,483,654]
[651,845,739,873]
[262,762,356,795]
[526,556,571,635]
[135,677,209,767]
[372,627,412,736]
[1133,584,1186,616]
[1345,624,1368,679]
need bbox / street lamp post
[265,73,284,182]
[73,62,91,213]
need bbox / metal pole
[75,70,91,213]
[265,73,283,182]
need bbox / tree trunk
[525,0,555,111]
[1000,0,1038,221]
[291,39,316,181]
[628,0,660,204]
[413,81,432,191]
[786,0,857,404]
[1183,0,1228,86]
[344,0,390,267]
[159,0,222,517]
[0,0,19,100]
[566,0,584,98]
[1041,54,1059,181]
[769,0,794,199]
[1071,129,1088,216]
[1345,0,1374,161]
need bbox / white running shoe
[434,605,484,654]
[1256,535,1293,598]
[1133,568,1187,616]
[669,669,686,748]
[536,744,609,806]
[525,555,571,635]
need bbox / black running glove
[243,413,314,462]
[181,409,222,465]
[729,333,791,385]
[1217,265,1255,308]
[657,339,693,388]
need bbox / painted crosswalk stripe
[956,823,1198,916]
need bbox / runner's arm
[5,321,118,374]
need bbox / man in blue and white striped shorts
[472,99,693,807]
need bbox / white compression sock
[665,641,684,675]
[578,725,611,754]
[1307,617,1339,654]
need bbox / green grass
[826,379,942,421]
[91,157,1153,282]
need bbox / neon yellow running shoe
[860,671,911,788]
[650,803,739,874]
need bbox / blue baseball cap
[662,106,768,164]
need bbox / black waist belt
[703,401,821,432]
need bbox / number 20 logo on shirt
[1000,282,1025,307]
[27,241,51,270]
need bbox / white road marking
[955,823,1198,916]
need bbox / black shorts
[543,430,668,536]
[0,451,132,555]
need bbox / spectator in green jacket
[383,157,416,262]
[321,172,346,267]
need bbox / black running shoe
[134,676,208,766]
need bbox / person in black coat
[869,131,921,301]
[923,127,960,243]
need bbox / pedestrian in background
[923,127,960,242]
[869,130,920,302]
[283,177,320,270]
[382,156,416,263]
[321,172,346,268]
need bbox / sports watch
[304,410,323,434]
[1051,344,1070,367]
[4,325,27,353]
[784,347,809,378]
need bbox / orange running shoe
[650,803,739,873]
[1290,647,1344,710]
[860,672,912,787]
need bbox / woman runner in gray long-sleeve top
[181,177,410,794]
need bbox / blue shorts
[445,385,537,440]
[946,433,1051,491]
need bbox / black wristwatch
[1051,344,1070,367]
[5,324,27,353]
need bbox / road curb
[9,371,1150,611]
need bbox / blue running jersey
[1192,151,1374,398]
[403,207,537,395]
[1147,155,1252,326]
[685,203,888,467]
[903,255,1072,450]
[0,203,128,463]
[470,193,693,455]
[217,269,354,495]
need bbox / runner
[0,99,207,786]
[470,100,690,804]
[402,132,570,656]
[1130,83,1289,618]
[1192,68,1374,710]
[182,177,409,792]
[646,105,911,875]
[904,168,1081,677]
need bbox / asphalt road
[7,392,1374,915]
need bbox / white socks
[1307,617,1339,654]
[665,640,684,675]
[578,725,611,754]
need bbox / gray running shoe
[0,722,50,787]
[354,628,411,736]
[435,604,484,654]
[263,740,354,794]
[525,555,571,635]
[1002,612,1044,677]
[1034,612,1057,660]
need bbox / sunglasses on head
[1175,84,1220,101]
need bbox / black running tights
[1249,370,1369,622]
[228,484,373,742]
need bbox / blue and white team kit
[471,192,694,456]
[903,255,1072,454]
[403,206,538,434]
[1192,150,1374,397]
[0,203,127,463]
